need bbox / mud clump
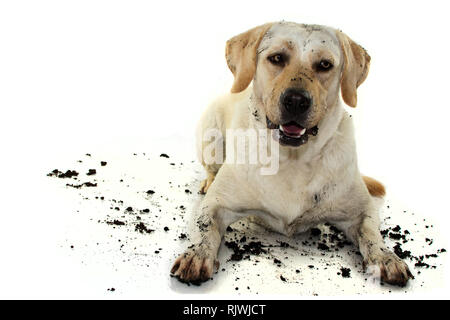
[278,241,290,248]
[179,233,187,240]
[393,243,411,259]
[47,169,79,179]
[135,222,154,234]
[225,240,267,262]
[381,225,407,242]
[340,267,351,278]
[107,220,126,226]
[66,182,97,188]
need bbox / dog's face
[226,22,370,147]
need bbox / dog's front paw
[171,245,218,285]
[364,250,414,287]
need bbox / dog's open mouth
[266,117,318,147]
[280,122,306,138]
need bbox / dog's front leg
[171,174,247,284]
[335,200,414,287]
[170,207,221,284]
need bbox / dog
[171,21,414,287]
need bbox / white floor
[1,140,446,299]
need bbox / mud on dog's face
[226,22,370,147]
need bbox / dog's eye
[316,60,333,72]
[268,54,285,66]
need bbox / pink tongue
[281,123,303,135]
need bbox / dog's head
[226,22,370,147]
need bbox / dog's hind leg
[196,100,228,194]
[198,134,223,194]
[199,169,216,194]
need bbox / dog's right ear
[226,23,273,93]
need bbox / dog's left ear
[226,23,273,93]
[336,31,371,108]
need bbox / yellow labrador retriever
[171,21,413,287]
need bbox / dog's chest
[251,159,334,234]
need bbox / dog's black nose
[281,88,311,115]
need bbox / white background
[0,0,449,299]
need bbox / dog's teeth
[300,128,306,135]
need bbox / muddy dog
[171,22,413,287]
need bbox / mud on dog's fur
[171,21,413,287]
